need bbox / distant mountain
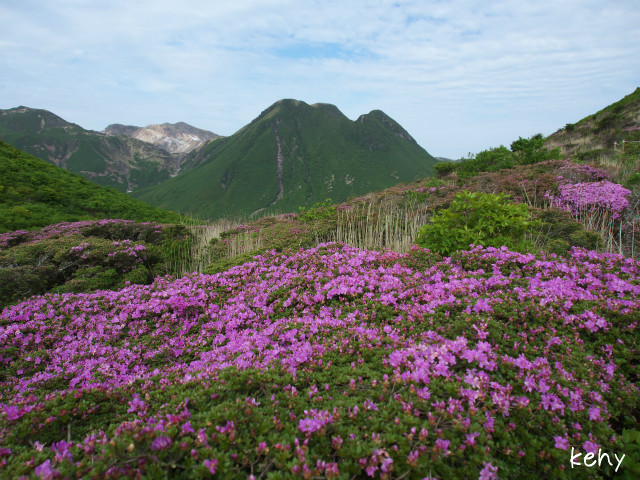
[133,99,437,219]
[0,140,181,232]
[0,107,215,193]
[103,122,219,155]
[545,87,640,160]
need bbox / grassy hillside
[133,99,438,219]
[0,107,178,192]
[545,87,640,163]
[0,140,182,232]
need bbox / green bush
[434,161,457,177]
[545,238,571,256]
[625,172,640,188]
[56,266,122,294]
[568,230,602,250]
[415,191,535,255]
[0,222,188,308]
[510,133,561,165]
[620,429,640,479]
[297,198,337,222]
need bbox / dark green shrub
[596,113,616,132]
[434,161,457,177]
[56,266,122,293]
[545,238,571,256]
[532,208,582,238]
[510,133,561,165]
[204,251,259,274]
[124,265,152,285]
[415,191,535,255]
[620,429,640,479]
[568,230,602,250]
[624,172,640,188]
[0,265,59,305]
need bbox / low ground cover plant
[0,220,192,308]
[1,242,639,479]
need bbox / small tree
[510,133,560,165]
[415,191,535,255]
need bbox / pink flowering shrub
[546,181,631,220]
[0,220,189,307]
[556,160,610,183]
[1,242,638,478]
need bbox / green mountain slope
[133,99,438,219]
[0,107,179,192]
[545,87,640,160]
[0,141,181,232]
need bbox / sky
[1,0,639,159]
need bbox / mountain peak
[135,99,436,219]
[357,109,416,143]
[103,121,219,155]
[0,106,79,132]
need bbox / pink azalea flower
[554,436,569,450]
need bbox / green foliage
[620,429,640,479]
[415,191,535,255]
[297,198,337,222]
[531,207,604,255]
[434,161,457,177]
[510,133,561,165]
[596,113,617,132]
[457,146,513,180]
[545,238,571,256]
[203,251,260,274]
[441,135,562,181]
[0,221,193,308]
[625,172,640,188]
[0,141,182,232]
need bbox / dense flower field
[0,219,165,249]
[546,181,631,220]
[1,242,639,479]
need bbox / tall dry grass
[329,201,431,253]
[599,151,639,184]
[166,218,245,276]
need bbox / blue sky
[1,0,639,159]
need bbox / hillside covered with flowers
[1,240,639,478]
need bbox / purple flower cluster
[556,160,609,182]
[1,242,639,478]
[106,240,147,265]
[545,180,631,219]
[0,219,164,249]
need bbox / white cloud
[1,0,639,158]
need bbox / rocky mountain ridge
[0,106,180,192]
[103,122,219,155]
